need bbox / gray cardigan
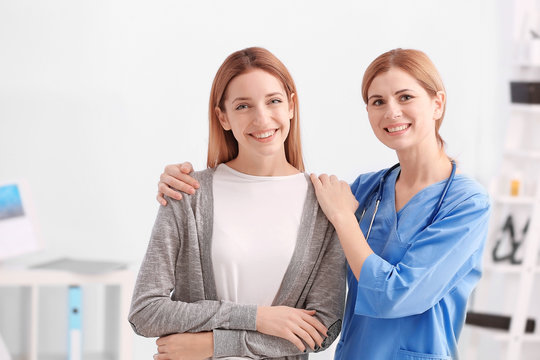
[128,168,346,359]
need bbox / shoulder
[439,174,491,219]
[163,167,215,210]
[350,167,393,192]
[303,172,320,208]
[349,167,394,205]
[191,167,216,186]
[449,174,490,206]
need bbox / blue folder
[68,286,82,360]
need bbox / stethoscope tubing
[359,160,456,241]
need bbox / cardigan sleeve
[128,194,257,337]
[213,217,347,358]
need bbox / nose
[384,100,402,120]
[253,104,271,125]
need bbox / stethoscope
[358,160,457,241]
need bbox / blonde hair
[207,47,304,171]
[362,48,447,147]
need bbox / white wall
[0,1,511,359]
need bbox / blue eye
[372,99,383,106]
[400,94,413,101]
[270,98,283,104]
[235,104,248,110]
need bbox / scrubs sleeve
[350,174,362,193]
[350,171,385,208]
[356,193,490,318]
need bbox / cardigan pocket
[396,349,451,360]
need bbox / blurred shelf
[466,325,511,341]
[466,325,540,343]
[504,149,540,159]
[12,353,115,360]
[523,334,540,343]
[0,269,133,285]
[511,103,540,114]
[493,196,537,205]
[483,263,540,274]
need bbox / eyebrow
[367,89,414,101]
[231,92,285,103]
[395,89,413,95]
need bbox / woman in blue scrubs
[157,48,490,359]
[310,49,490,359]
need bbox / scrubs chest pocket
[396,349,451,360]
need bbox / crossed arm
[153,304,326,360]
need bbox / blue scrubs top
[334,166,490,360]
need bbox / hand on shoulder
[157,162,200,205]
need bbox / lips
[385,124,410,133]
[251,129,277,139]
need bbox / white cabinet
[0,269,134,360]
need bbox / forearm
[129,297,257,337]
[214,329,304,359]
[156,332,214,360]
[331,212,373,280]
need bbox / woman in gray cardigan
[128,47,346,360]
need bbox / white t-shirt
[211,163,308,359]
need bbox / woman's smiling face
[216,69,294,165]
[366,67,444,153]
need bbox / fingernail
[188,188,195,195]
[194,182,200,189]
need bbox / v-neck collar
[392,168,460,221]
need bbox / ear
[288,93,295,120]
[215,107,231,130]
[433,91,446,120]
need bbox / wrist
[206,331,214,357]
[329,212,357,229]
[255,306,268,331]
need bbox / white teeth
[387,125,408,133]
[253,130,275,139]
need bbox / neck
[396,148,451,186]
[226,152,299,177]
